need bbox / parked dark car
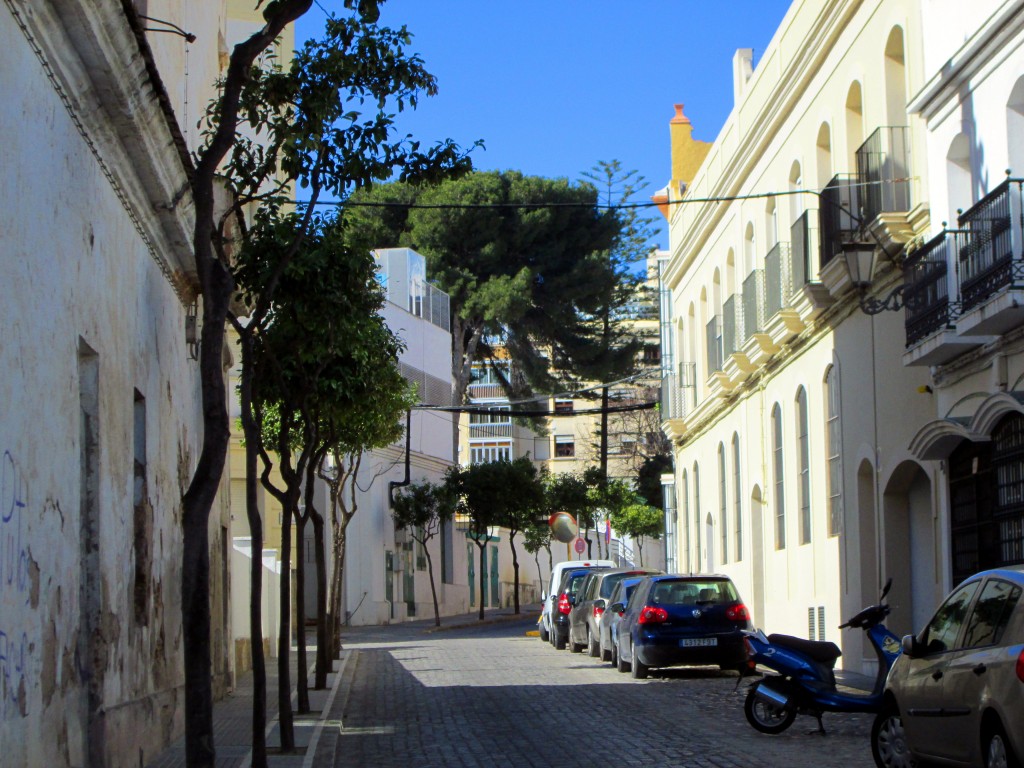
[616,574,752,678]
[568,568,661,656]
[600,576,647,664]
[551,566,610,650]
[871,565,1024,768]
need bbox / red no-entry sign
[574,537,586,554]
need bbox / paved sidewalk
[147,604,539,767]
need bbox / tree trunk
[476,538,487,620]
[237,329,267,767]
[277,498,295,751]
[510,534,520,614]
[311,508,329,689]
[424,542,440,627]
[294,515,310,713]
[637,538,644,567]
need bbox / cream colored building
[660,0,941,674]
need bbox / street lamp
[839,240,918,315]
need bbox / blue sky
[296,1,792,249]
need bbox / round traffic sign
[574,537,586,554]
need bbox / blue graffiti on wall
[2,451,30,601]
[1,451,31,718]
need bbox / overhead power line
[413,400,657,417]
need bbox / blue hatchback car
[616,574,753,679]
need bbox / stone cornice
[6,0,198,301]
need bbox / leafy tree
[392,480,456,626]
[187,2,471,763]
[344,172,622,437]
[498,457,545,614]
[636,452,673,509]
[586,473,638,559]
[446,463,499,621]
[610,502,664,567]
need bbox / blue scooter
[741,578,902,735]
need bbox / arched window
[680,468,690,572]
[789,161,804,225]
[947,133,973,223]
[846,82,864,169]
[816,122,833,188]
[766,197,778,248]
[694,462,702,571]
[825,365,842,536]
[718,442,728,564]
[1008,76,1024,176]
[733,433,743,561]
[797,387,811,544]
[884,27,907,125]
[772,404,786,549]
[744,221,756,275]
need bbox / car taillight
[637,605,668,624]
[1016,649,1024,683]
[558,593,572,615]
[593,605,605,618]
[726,604,750,622]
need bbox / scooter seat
[767,633,842,664]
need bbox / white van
[539,559,615,643]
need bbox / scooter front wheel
[744,684,797,734]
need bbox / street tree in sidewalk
[586,472,638,560]
[498,457,546,614]
[391,480,457,626]
[523,518,552,600]
[189,1,471,763]
[609,502,664,567]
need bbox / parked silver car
[872,565,1024,768]
[598,576,647,664]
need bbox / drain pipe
[388,409,413,507]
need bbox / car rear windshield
[600,572,648,599]
[649,580,739,606]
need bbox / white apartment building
[660,0,940,674]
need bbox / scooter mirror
[880,577,893,601]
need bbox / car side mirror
[595,599,606,610]
[541,592,547,601]
[568,595,576,606]
[610,602,624,614]
[900,634,918,658]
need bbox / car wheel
[630,652,649,679]
[984,721,1022,768]
[870,702,916,768]
[539,622,549,642]
[600,643,612,662]
[616,647,629,673]
[555,633,566,650]
[569,633,584,653]
[743,684,796,735]
[587,630,600,658]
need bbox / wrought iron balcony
[742,270,766,341]
[660,362,696,421]
[856,126,912,227]
[903,230,960,347]
[791,210,821,289]
[705,314,723,373]
[819,174,862,268]
[957,178,1024,313]
[765,241,793,318]
[723,296,739,357]
[468,422,513,439]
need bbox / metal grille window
[773,404,786,549]
[826,366,842,537]
[733,434,743,562]
[718,443,728,564]
[949,441,995,586]
[993,414,1024,566]
[797,388,811,545]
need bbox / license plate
[680,637,718,647]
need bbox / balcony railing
[705,314,723,374]
[957,179,1024,313]
[723,296,739,357]
[661,363,696,421]
[903,230,960,347]
[765,241,793,318]
[819,174,862,268]
[468,423,513,439]
[791,209,821,289]
[742,270,765,341]
[856,126,912,226]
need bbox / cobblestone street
[332,613,877,768]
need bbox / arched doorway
[883,461,936,634]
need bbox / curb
[424,611,542,633]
